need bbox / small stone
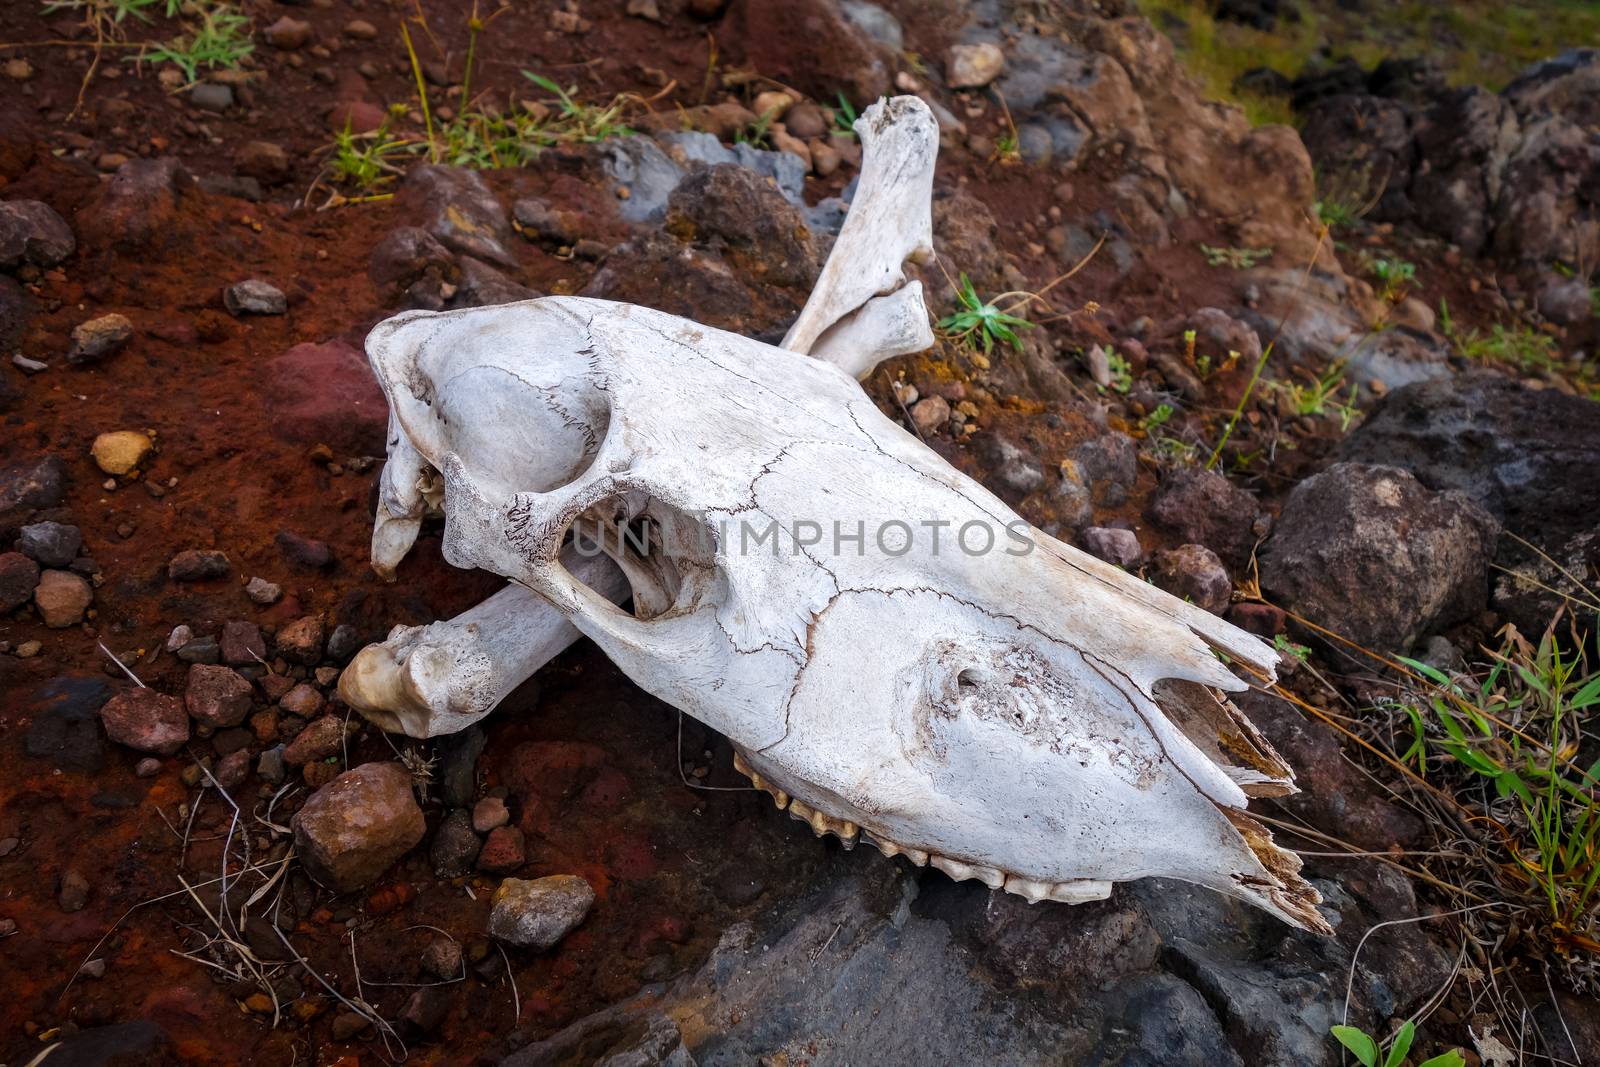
[263,15,313,49]
[224,279,287,316]
[79,958,107,978]
[276,615,325,664]
[0,199,75,269]
[431,808,481,876]
[488,875,595,950]
[134,756,162,777]
[165,624,193,652]
[284,715,344,765]
[214,748,252,790]
[1151,544,1232,615]
[325,624,361,664]
[946,42,1005,89]
[0,552,41,613]
[344,19,378,39]
[422,936,463,980]
[275,530,334,569]
[3,58,32,82]
[100,688,189,754]
[15,640,41,657]
[330,1011,370,1041]
[175,636,220,664]
[220,620,266,666]
[476,825,526,873]
[244,577,282,605]
[235,141,291,185]
[91,430,152,475]
[512,197,577,246]
[279,682,323,717]
[399,986,450,1035]
[67,313,134,365]
[34,569,92,627]
[910,395,951,435]
[1081,526,1142,568]
[472,795,509,833]
[189,82,233,113]
[293,762,426,892]
[59,869,90,912]
[17,521,81,568]
[258,746,286,784]
[786,102,827,140]
[185,664,254,728]
[168,548,230,582]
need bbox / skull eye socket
[563,490,721,622]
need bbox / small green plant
[1101,349,1133,395]
[136,0,253,84]
[1314,198,1361,230]
[328,116,411,191]
[1395,622,1600,955]
[1201,244,1273,269]
[1330,1020,1465,1067]
[937,274,1034,355]
[734,110,774,148]
[520,71,637,144]
[42,0,173,23]
[1274,633,1311,661]
[1366,254,1418,302]
[1456,322,1560,372]
[1271,362,1362,431]
[832,92,859,138]
[1141,402,1174,433]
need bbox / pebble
[1080,526,1142,569]
[185,663,254,727]
[258,746,286,785]
[785,102,826,140]
[2,58,32,81]
[0,199,75,269]
[279,682,323,717]
[471,795,510,833]
[1151,544,1232,615]
[67,313,134,365]
[15,640,41,658]
[325,624,361,664]
[331,1012,370,1041]
[475,825,526,873]
[284,715,344,765]
[175,636,220,664]
[34,569,92,627]
[431,808,481,876]
[224,280,287,316]
[753,90,793,118]
[0,837,17,857]
[245,577,282,605]
[276,615,325,664]
[422,936,463,980]
[0,552,41,613]
[220,619,266,666]
[946,42,1005,89]
[293,762,426,892]
[343,19,378,39]
[100,689,189,754]
[0,917,16,936]
[275,530,334,569]
[91,430,153,475]
[263,15,313,50]
[168,549,231,582]
[215,748,252,790]
[165,624,193,652]
[79,959,107,978]
[488,875,595,950]
[190,83,233,112]
[910,395,951,435]
[235,141,291,185]
[134,757,162,778]
[17,521,82,568]
[59,869,90,912]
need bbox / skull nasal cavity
[435,365,611,493]
[565,491,719,622]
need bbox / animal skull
[342,98,1328,932]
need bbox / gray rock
[66,313,133,365]
[839,0,903,51]
[512,196,577,245]
[0,199,76,269]
[368,225,459,306]
[489,874,596,949]
[189,82,234,113]
[1151,543,1231,614]
[1069,431,1138,507]
[17,520,82,567]
[244,576,282,605]
[1081,525,1141,568]
[1537,275,1593,325]
[451,256,537,308]
[401,165,517,268]
[431,808,481,877]
[1051,460,1093,528]
[437,724,485,807]
[21,676,112,772]
[976,435,1045,499]
[1260,462,1499,650]
[257,745,286,785]
[0,455,67,535]
[1148,467,1264,568]
[223,279,286,316]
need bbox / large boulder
[1260,462,1499,650]
[293,762,426,893]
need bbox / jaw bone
[361,294,1329,932]
[342,96,944,737]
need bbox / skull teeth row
[731,751,1111,906]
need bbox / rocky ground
[2,0,1599,1064]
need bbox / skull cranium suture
[358,293,1328,933]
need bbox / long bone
[341,97,942,733]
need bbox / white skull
[360,295,1327,932]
